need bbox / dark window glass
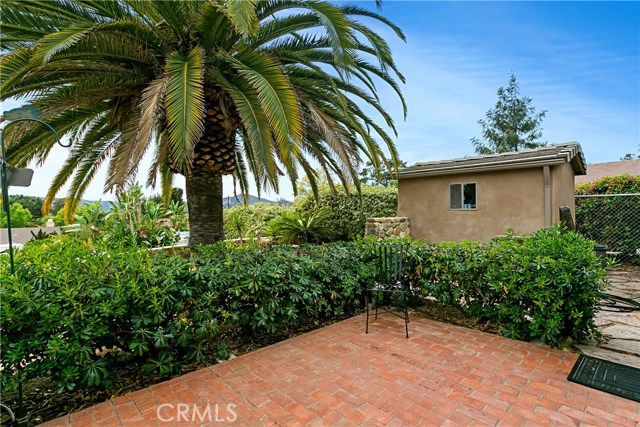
[463,183,476,209]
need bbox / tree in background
[1,0,405,246]
[360,158,407,187]
[0,203,33,228]
[620,151,638,160]
[8,195,43,221]
[471,74,547,154]
[297,169,330,196]
[150,188,184,207]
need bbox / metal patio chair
[365,242,410,338]
[559,205,576,231]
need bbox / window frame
[449,182,477,210]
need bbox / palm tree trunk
[185,172,224,247]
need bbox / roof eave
[398,143,587,179]
[398,157,573,179]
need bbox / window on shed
[449,183,476,210]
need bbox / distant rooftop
[575,159,639,185]
[398,142,586,179]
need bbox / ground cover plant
[0,224,608,424]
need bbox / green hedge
[407,226,607,345]
[294,185,397,241]
[575,174,640,263]
[1,225,606,394]
[0,237,375,392]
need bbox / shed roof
[398,142,586,179]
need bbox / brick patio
[40,315,639,427]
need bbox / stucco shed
[397,142,586,242]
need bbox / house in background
[397,142,586,242]
[575,159,639,185]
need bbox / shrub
[575,174,640,263]
[0,236,216,392]
[575,174,640,194]
[410,225,607,346]
[103,186,179,247]
[294,185,397,241]
[0,202,33,227]
[268,207,333,244]
[223,203,289,239]
[0,238,374,393]
[0,225,606,395]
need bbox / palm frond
[41,114,114,215]
[164,47,205,173]
[105,102,142,191]
[30,23,95,65]
[146,131,168,188]
[197,1,235,51]
[339,4,406,42]
[209,67,278,184]
[228,50,303,164]
[221,0,258,36]
[159,159,174,207]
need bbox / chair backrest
[376,242,406,284]
[559,206,575,231]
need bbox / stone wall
[364,217,410,239]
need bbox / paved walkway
[577,265,640,367]
[41,315,639,427]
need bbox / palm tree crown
[1,0,406,245]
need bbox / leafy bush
[194,243,375,334]
[409,225,607,346]
[0,225,606,395]
[294,185,397,241]
[0,236,216,392]
[0,202,33,227]
[575,174,640,194]
[0,238,374,393]
[268,207,333,244]
[223,203,289,239]
[104,186,177,247]
[575,174,640,263]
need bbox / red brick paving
[39,315,640,427]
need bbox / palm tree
[0,0,406,246]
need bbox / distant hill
[223,194,274,208]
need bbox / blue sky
[3,0,639,202]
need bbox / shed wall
[551,162,577,223]
[398,168,546,242]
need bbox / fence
[575,193,640,264]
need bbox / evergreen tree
[471,74,547,154]
[360,158,407,187]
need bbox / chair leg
[374,294,379,319]
[404,301,409,338]
[365,291,369,334]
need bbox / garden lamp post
[1,106,68,275]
